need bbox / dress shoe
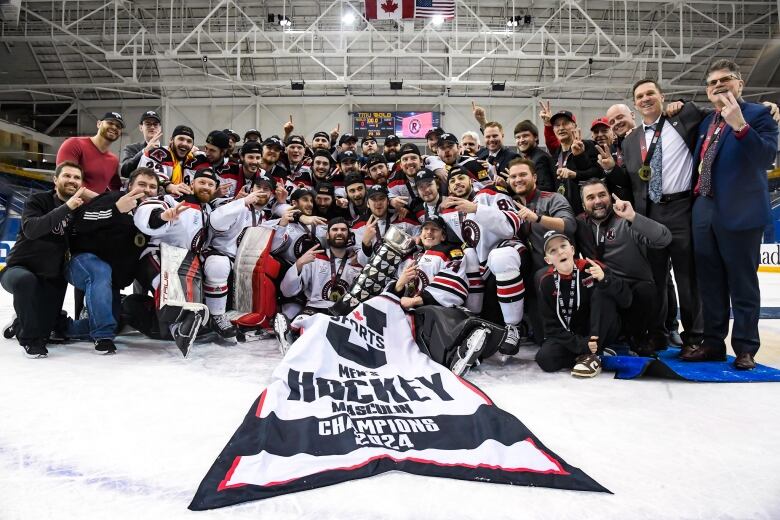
[679,344,726,362]
[667,330,683,347]
[734,353,756,370]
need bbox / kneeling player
[535,231,632,377]
[279,218,363,316]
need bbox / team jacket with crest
[191,153,242,198]
[133,194,211,257]
[390,244,469,307]
[263,218,328,265]
[351,212,421,265]
[280,250,363,309]
[138,147,197,185]
[514,188,577,269]
[207,198,288,259]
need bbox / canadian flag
[365,0,415,20]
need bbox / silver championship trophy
[329,225,416,315]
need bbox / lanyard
[557,150,571,170]
[329,251,349,284]
[640,116,666,165]
[700,114,727,161]
[554,268,580,331]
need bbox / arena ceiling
[0,0,778,106]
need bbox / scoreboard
[352,112,395,139]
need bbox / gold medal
[557,184,566,195]
[134,233,148,248]
[638,165,652,182]
[329,289,343,302]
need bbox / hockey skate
[273,313,296,355]
[209,313,238,345]
[450,326,490,377]
[497,323,523,356]
[169,309,206,358]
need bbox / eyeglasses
[706,74,740,88]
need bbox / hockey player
[204,173,292,339]
[311,149,335,186]
[388,143,423,203]
[280,217,363,315]
[131,168,219,354]
[352,185,421,265]
[259,136,289,188]
[535,230,632,378]
[364,154,390,187]
[193,130,241,198]
[383,134,402,164]
[268,187,328,266]
[360,136,379,157]
[285,135,313,183]
[440,168,527,350]
[311,131,332,152]
[342,174,368,219]
[436,133,493,190]
[139,125,197,197]
[390,215,469,310]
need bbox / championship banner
[190,295,608,510]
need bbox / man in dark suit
[477,121,520,177]
[621,79,708,353]
[682,60,779,369]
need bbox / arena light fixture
[432,15,444,26]
[342,12,355,25]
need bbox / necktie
[647,124,663,203]
[698,114,721,198]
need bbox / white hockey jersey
[351,212,421,266]
[133,195,211,255]
[280,249,363,309]
[208,197,287,259]
[393,245,469,307]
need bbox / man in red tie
[683,60,779,369]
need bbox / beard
[194,188,213,203]
[100,126,120,142]
[384,151,398,162]
[56,183,79,200]
[327,235,348,249]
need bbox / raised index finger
[611,193,623,203]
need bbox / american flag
[415,0,456,19]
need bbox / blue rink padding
[602,347,780,382]
[757,307,780,319]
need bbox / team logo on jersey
[294,235,320,258]
[150,148,168,163]
[462,220,481,247]
[191,228,207,252]
[606,228,616,241]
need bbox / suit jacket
[120,141,147,178]
[623,102,708,216]
[693,102,779,231]
[477,146,520,177]
[522,145,556,193]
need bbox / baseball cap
[384,134,401,145]
[447,166,470,181]
[425,127,445,139]
[365,154,386,170]
[192,167,220,186]
[313,149,335,164]
[240,140,263,156]
[543,230,572,253]
[590,117,610,131]
[263,136,285,150]
[253,172,277,190]
[223,129,240,142]
[328,217,349,231]
[367,184,389,199]
[399,143,421,159]
[421,214,446,231]
[437,133,459,147]
[344,173,365,189]
[315,182,335,198]
[338,133,358,145]
[206,130,230,150]
[312,131,331,141]
[171,125,195,140]
[337,150,358,163]
[416,169,438,183]
[100,111,125,128]
[550,110,577,125]
[287,135,306,147]
[139,110,161,124]
[291,187,315,201]
[244,129,262,140]
[361,135,377,145]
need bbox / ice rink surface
[2,275,780,520]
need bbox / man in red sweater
[56,111,124,196]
